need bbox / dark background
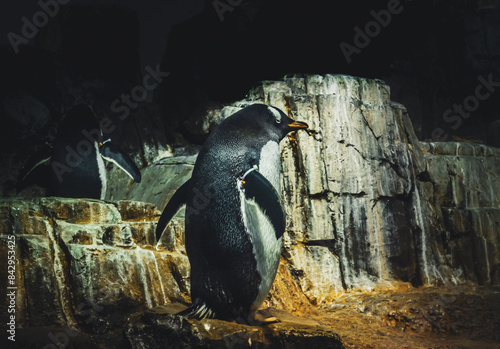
[1,0,500,191]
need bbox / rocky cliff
[2,75,499,348]
[227,75,500,300]
[112,74,500,298]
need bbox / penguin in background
[18,104,141,199]
[156,103,308,323]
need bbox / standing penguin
[18,104,141,199]
[156,103,308,322]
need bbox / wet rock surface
[319,286,500,349]
[106,150,197,210]
[125,304,344,349]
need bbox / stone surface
[0,197,189,337]
[211,76,429,304]
[124,305,344,349]
[107,73,499,310]
[106,149,197,211]
[209,75,500,306]
[319,286,500,349]
[421,141,500,285]
[0,197,339,347]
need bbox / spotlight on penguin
[156,103,308,324]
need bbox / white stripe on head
[267,106,282,124]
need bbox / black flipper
[17,142,53,191]
[177,298,216,320]
[99,141,141,182]
[242,169,286,239]
[155,179,191,242]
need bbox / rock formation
[2,74,499,348]
[224,74,500,301]
[0,198,188,334]
[117,74,499,302]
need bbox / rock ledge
[124,305,344,349]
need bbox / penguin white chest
[238,140,283,311]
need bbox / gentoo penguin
[18,104,141,199]
[156,103,308,322]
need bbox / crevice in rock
[331,191,367,198]
[283,93,295,118]
[309,191,329,200]
[417,170,433,183]
[346,143,368,160]
[315,98,333,200]
[46,218,78,329]
[358,106,382,141]
[303,239,336,249]
[378,158,404,178]
[331,215,348,292]
[288,264,305,288]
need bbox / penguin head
[264,105,309,140]
[224,104,308,142]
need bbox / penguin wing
[243,170,286,239]
[99,141,141,182]
[17,143,53,190]
[155,179,191,242]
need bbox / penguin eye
[268,106,282,124]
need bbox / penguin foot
[240,311,281,326]
[251,313,281,325]
[259,316,280,325]
[177,299,216,320]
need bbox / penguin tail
[177,298,216,320]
